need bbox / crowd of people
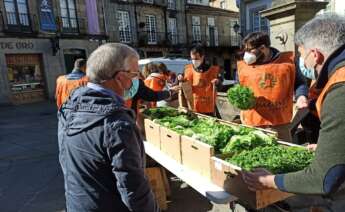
[55,14,345,212]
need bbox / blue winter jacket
[58,86,158,212]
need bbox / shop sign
[0,42,34,50]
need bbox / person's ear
[311,49,324,65]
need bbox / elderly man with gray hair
[58,43,159,212]
[242,14,345,210]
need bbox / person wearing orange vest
[143,63,169,108]
[55,58,88,108]
[241,14,345,210]
[237,32,308,142]
[178,45,221,116]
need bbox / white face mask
[192,59,202,68]
[243,52,257,65]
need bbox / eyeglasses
[244,45,264,52]
[112,70,139,78]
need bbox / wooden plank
[160,167,171,197]
[180,81,194,110]
[181,135,214,179]
[145,167,168,210]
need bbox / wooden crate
[160,126,182,163]
[145,167,168,210]
[144,119,161,149]
[181,135,214,179]
[210,152,294,209]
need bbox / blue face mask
[123,78,140,100]
[299,57,316,80]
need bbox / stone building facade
[238,0,271,37]
[185,2,240,79]
[209,0,239,12]
[0,0,106,105]
[104,0,187,57]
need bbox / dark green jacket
[274,45,345,197]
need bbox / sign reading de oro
[0,42,34,50]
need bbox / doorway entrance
[63,49,86,74]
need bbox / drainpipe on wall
[184,1,189,48]
[102,0,109,41]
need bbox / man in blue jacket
[58,43,159,212]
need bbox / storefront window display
[5,54,46,104]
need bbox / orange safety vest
[237,52,295,126]
[55,75,88,108]
[144,73,168,108]
[308,81,322,118]
[316,66,345,118]
[184,64,220,113]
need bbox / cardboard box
[210,148,294,209]
[144,119,161,149]
[181,135,214,179]
[160,126,182,163]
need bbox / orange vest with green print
[316,66,345,118]
[237,52,295,126]
[184,64,220,113]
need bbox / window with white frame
[168,18,177,44]
[4,0,30,27]
[145,15,157,44]
[187,0,207,5]
[167,0,176,10]
[60,0,78,31]
[250,6,269,33]
[143,0,153,4]
[220,0,226,9]
[192,16,201,42]
[206,17,218,46]
[117,11,132,43]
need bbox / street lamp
[233,23,240,34]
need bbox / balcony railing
[138,31,166,46]
[134,0,167,7]
[0,11,39,34]
[137,31,186,46]
[188,33,241,48]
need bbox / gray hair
[295,14,345,55]
[86,43,139,83]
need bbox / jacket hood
[58,86,134,136]
[316,43,345,89]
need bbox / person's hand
[306,144,317,151]
[169,85,181,92]
[296,96,309,109]
[211,78,219,84]
[177,74,184,82]
[241,168,277,191]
